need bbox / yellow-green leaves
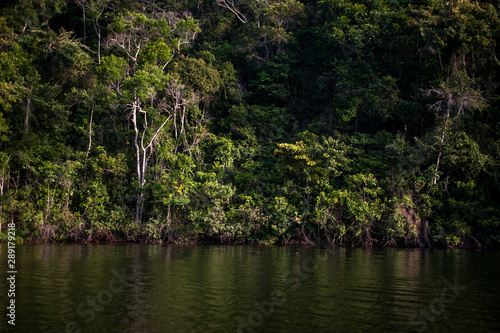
[275,131,350,184]
[107,11,199,72]
[98,54,128,83]
[139,38,172,68]
[123,65,164,102]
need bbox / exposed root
[40,224,56,242]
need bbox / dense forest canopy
[0,0,499,247]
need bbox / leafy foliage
[0,0,499,248]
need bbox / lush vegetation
[0,0,499,247]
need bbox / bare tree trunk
[0,155,11,232]
[95,20,101,64]
[131,96,174,226]
[433,93,452,184]
[264,35,269,61]
[24,96,31,133]
[132,99,143,226]
[216,0,248,23]
[420,219,431,248]
[85,101,94,162]
[0,156,9,197]
[82,5,86,44]
[167,205,172,227]
[46,183,50,222]
[136,192,144,225]
[138,139,148,223]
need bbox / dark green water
[0,244,499,333]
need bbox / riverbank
[1,229,492,249]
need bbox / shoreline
[1,237,493,249]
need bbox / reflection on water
[0,244,499,332]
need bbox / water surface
[0,244,499,332]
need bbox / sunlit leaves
[107,11,199,72]
[123,65,164,102]
[275,131,350,184]
[171,55,222,97]
[98,54,128,83]
[139,38,173,68]
[261,0,305,48]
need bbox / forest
[0,0,499,248]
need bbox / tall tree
[75,0,118,63]
[105,10,199,225]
